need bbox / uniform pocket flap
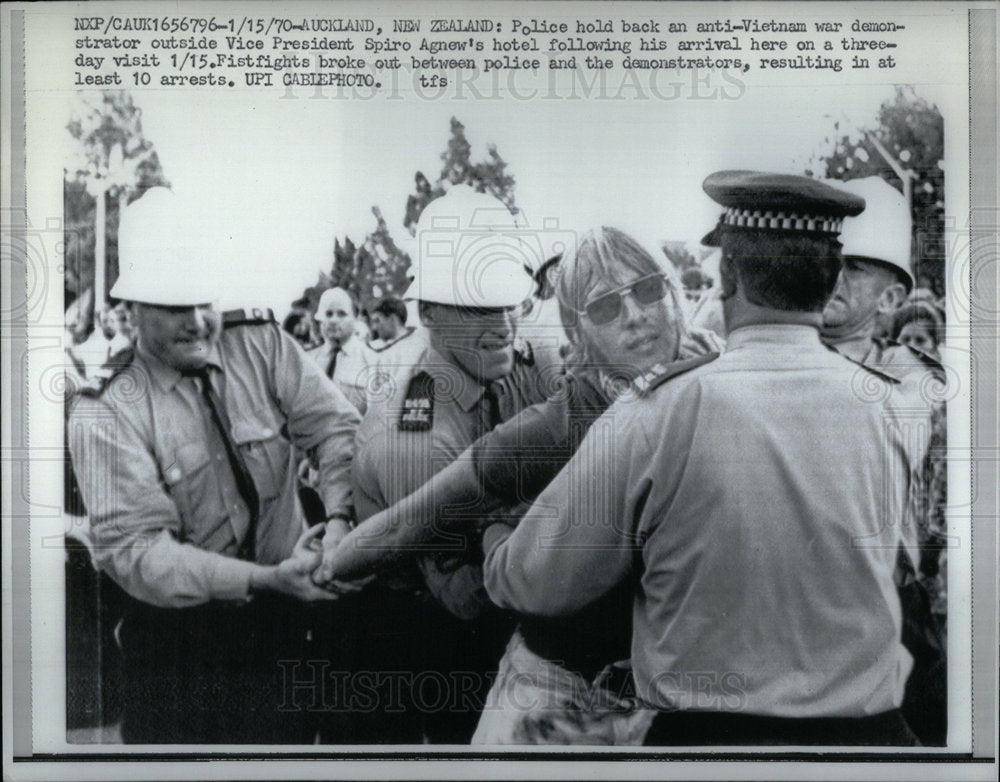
[162,443,211,485]
[230,418,281,445]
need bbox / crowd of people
[65,172,947,747]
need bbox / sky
[124,83,910,313]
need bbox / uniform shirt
[484,324,930,718]
[473,329,723,508]
[69,321,361,608]
[825,335,947,565]
[863,339,944,399]
[352,343,553,619]
[366,327,430,389]
[861,338,948,612]
[472,370,609,503]
[307,333,372,414]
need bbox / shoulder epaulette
[634,352,719,396]
[78,347,136,398]
[398,370,435,431]
[888,339,943,372]
[367,327,416,354]
[827,343,902,384]
[222,308,276,328]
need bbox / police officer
[68,188,362,743]
[340,186,557,743]
[821,176,948,745]
[482,172,930,746]
[821,177,938,370]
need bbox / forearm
[482,422,638,616]
[327,453,485,580]
[272,325,361,517]
[96,526,264,607]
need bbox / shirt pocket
[230,416,289,501]
[162,442,227,544]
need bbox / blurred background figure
[308,287,372,414]
[892,296,944,359]
[72,301,120,378]
[366,296,427,370]
[63,305,87,385]
[367,296,411,347]
[282,296,320,350]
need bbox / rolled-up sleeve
[69,395,258,607]
[267,326,361,518]
[472,399,568,503]
[473,373,609,504]
[482,405,643,616]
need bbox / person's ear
[418,302,436,326]
[877,282,907,316]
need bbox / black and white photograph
[2,1,997,780]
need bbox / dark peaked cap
[701,170,866,246]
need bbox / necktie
[325,348,339,379]
[187,367,260,561]
[481,383,503,435]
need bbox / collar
[136,340,224,392]
[820,333,875,364]
[725,323,823,351]
[325,333,361,356]
[422,346,487,413]
[369,326,416,352]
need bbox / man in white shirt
[308,287,372,414]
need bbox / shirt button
[216,454,224,462]
[261,427,273,438]
[168,467,182,482]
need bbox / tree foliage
[65,91,169,201]
[808,87,945,295]
[64,91,169,332]
[303,117,519,315]
[404,117,518,233]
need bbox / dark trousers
[898,552,947,746]
[119,595,315,744]
[418,600,514,744]
[313,586,425,744]
[316,586,513,744]
[644,708,920,746]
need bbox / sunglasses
[578,274,669,325]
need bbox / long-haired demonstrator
[319,226,720,745]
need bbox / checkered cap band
[723,207,844,235]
